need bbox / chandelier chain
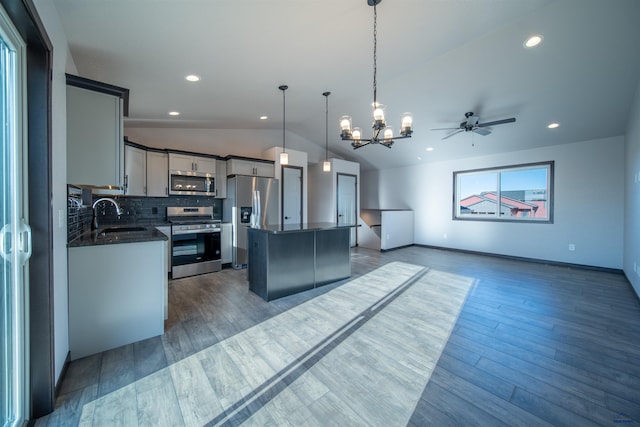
[373,2,377,106]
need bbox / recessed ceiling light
[168,111,180,116]
[426,147,434,152]
[547,122,559,129]
[524,35,543,48]
[260,116,268,120]
[185,74,200,82]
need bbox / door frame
[0,0,55,418]
[281,165,303,225]
[336,172,358,246]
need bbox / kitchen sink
[100,226,147,235]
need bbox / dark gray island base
[247,223,355,301]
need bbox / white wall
[362,136,625,269]
[624,82,640,297]
[33,0,78,385]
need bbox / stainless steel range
[167,206,221,279]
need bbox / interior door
[281,166,302,226]
[1,10,30,426]
[337,173,357,246]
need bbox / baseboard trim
[414,244,624,275]
[380,244,414,253]
[54,351,71,398]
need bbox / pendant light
[339,0,413,149]
[323,91,331,172]
[279,85,289,165]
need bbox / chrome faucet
[92,197,124,230]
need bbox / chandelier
[339,0,413,149]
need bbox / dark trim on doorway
[281,165,303,225]
[336,172,358,246]
[0,0,55,418]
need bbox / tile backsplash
[67,194,223,243]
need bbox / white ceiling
[52,0,640,171]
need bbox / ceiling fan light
[352,127,362,140]
[383,127,393,140]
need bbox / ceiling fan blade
[477,117,516,127]
[472,127,491,136]
[431,127,460,131]
[442,129,464,140]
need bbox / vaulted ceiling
[52,0,640,170]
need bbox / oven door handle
[172,229,221,236]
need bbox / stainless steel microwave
[169,172,215,196]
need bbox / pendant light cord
[279,85,288,153]
[325,93,329,160]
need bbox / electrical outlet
[569,244,575,251]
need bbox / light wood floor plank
[37,246,640,426]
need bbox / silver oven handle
[172,229,221,236]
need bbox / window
[453,161,553,223]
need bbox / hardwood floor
[36,246,640,426]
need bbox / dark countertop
[247,222,359,234]
[68,225,168,248]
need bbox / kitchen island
[247,223,356,301]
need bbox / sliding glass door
[1,5,30,426]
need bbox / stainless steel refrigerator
[224,175,279,269]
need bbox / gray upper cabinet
[169,153,216,176]
[66,75,129,188]
[215,159,227,198]
[227,158,274,178]
[146,151,169,197]
[124,144,146,196]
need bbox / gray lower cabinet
[68,240,166,360]
[221,223,232,264]
[155,226,172,275]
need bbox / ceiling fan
[432,111,516,140]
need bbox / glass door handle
[0,221,32,264]
[0,223,10,262]
[18,219,32,265]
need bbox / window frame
[452,161,554,224]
